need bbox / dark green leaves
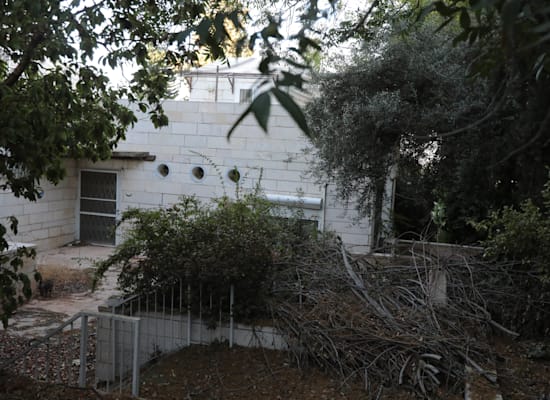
[271,87,310,136]
[227,83,311,139]
[0,0,252,324]
[94,194,318,320]
[227,91,271,137]
[459,8,471,30]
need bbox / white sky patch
[83,0,374,86]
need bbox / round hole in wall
[192,166,205,181]
[227,167,241,183]
[157,163,170,177]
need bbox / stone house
[0,57,394,254]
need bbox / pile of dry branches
[271,239,519,397]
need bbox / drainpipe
[319,183,329,232]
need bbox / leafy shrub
[94,193,319,320]
[474,176,550,336]
[477,177,550,281]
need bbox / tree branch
[3,31,45,87]
[417,83,507,140]
[495,104,550,164]
[341,0,380,41]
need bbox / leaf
[433,1,455,17]
[281,57,309,70]
[298,36,321,52]
[227,92,271,138]
[8,216,18,235]
[460,8,471,30]
[252,92,271,132]
[196,18,212,43]
[277,71,305,89]
[271,87,310,137]
[259,57,271,74]
[452,30,469,46]
[261,21,283,40]
[501,0,521,43]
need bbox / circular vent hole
[157,164,169,177]
[228,168,240,183]
[192,166,205,180]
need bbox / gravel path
[0,245,118,387]
[0,326,97,387]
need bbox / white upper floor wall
[181,56,312,106]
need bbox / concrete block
[23,202,49,215]
[201,112,238,125]
[0,204,24,218]
[198,102,236,114]
[147,133,184,147]
[172,122,198,135]
[184,135,208,148]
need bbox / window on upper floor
[239,89,253,104]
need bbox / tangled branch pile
[272,240,521,397]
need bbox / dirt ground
[494,336,550,399]
[36,265,95,298]
[3,339,550,399]
[137,344,421,400]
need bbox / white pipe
[265,193,322,210]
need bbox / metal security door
[79,171,117,245]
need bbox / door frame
[76,168,120,246]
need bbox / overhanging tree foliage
[424,0,550,240]
[0,0,249,325]
[306,22,488,243]
[306,0,550,243]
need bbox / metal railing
[107,281,236,350]
[100,279,285,365]
[1,310,141,397]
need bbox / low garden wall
[95,302,286,384]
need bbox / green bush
[94,193,318,320]
[474,176,550,336]
[477,176,550,281]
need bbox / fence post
[78,314,88,388]
[132,319,140,397]
[187,283,191,346]
[229,285,234,348]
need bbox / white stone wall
[1,100,376,251]
[77,100,373,250]
[0,160,78,250]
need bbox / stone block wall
[0,160,78,250]
[1,100,380,252]
[77,100,374,251]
